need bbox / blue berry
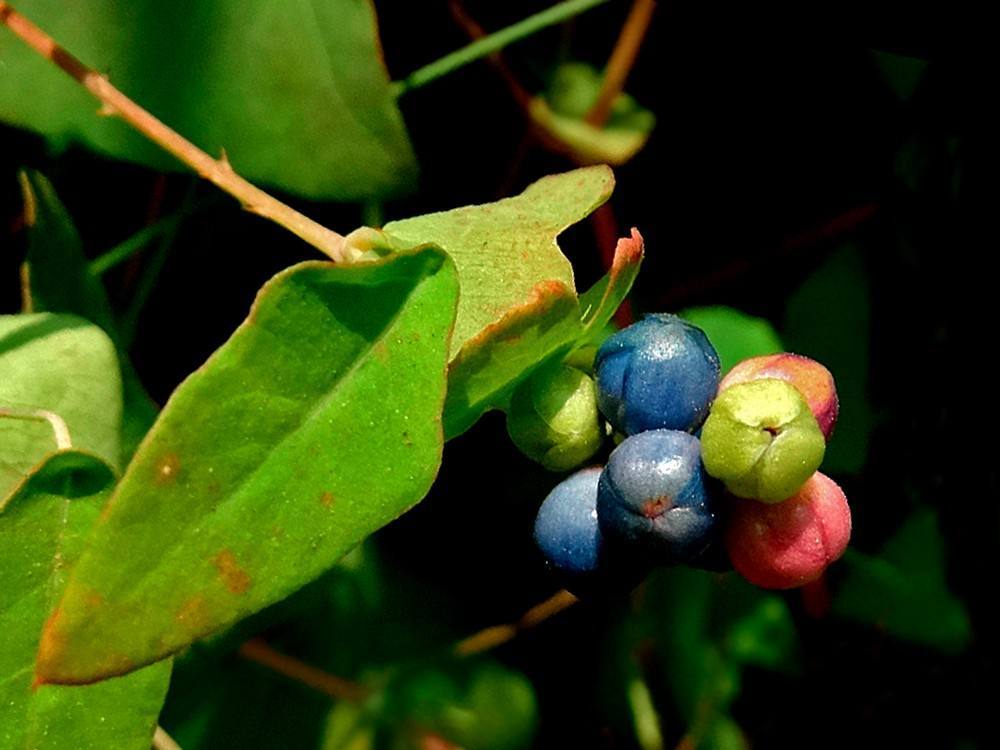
[597,429,717,564]
[533,467,604,576]
[595,314,721,435]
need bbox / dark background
[2,1,992,747]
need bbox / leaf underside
[0,0,417,200]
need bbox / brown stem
[0,2,348,261]
[585,0,657,128]
[238,638,370,703]
[453,589,578,657]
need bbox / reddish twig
[238,638,370,703]
[452,589,579,657]
[0,2,348,261]
[585,0,657,128]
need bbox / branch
[452,589,578,657]
[238,638,370,703]
[0,2,350,262]
[394,0,610,96]
[152,727,183,750]
[585,0,657,128]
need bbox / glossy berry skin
[507,365,603,472]
[700,379,826,503]
[597,430,717,564]
[725,472,851,589]
[720,353,839,439]
[595,314,721,436]
[534,467,605,576]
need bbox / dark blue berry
[597,429,717,564]
[533,467,604,575]
[595,314,721,435]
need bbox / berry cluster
[528,314,851,592]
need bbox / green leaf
[36,247,459,684]
[371,167,633,437]
[870,49,928,101]
[0,452,171,750]
[382,166,614,358]
[19,170,159,462]
[722,593,798,673]
[0,313,122,498]
[783,245,873,474]
[833,510,971,653]
[0,1,417,200]
[443,281,583,438]
[678,306,783,375]
[384,661,538,750]
[531,63,655,165]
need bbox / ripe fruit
[597,429,717,564]
[595,314,721,436]
[700,379,825,502]
[725,472,851,589]
[533,467,605,576]
[507,365,603,471]
[720,353,839,439]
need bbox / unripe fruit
[507,365,603,471]
[700,380,825,502]
[725,472,851,589]
[533,467,605,576]
[595,314,721,436]
[597,430,717,564]
[720,353,839,439]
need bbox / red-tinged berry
[725,472,851,589]
[720,353,839,439]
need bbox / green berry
[506,365,603,471]
[700,379,825,502]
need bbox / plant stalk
[0,2,348,262]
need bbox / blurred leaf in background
[0,0,417,200]
[531,62,655,166]
[679,306,783,375]
[834,509,971,654]
[784,244,873,474]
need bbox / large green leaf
[382,166,614,357]
[36,247,459,684]
[0,313,122,498]
[0,1,417,200]
[0,452,171,750]
[834,510,971,653]
[19,170,159,462]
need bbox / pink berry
[725,472,851,589]
[720,353,839,439]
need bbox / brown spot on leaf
[85,591,104,609]
[320,491,335,508]
[175,594,210,632]
[153,453,181,485]
[34,607,66,686]
[212,550,251,594]
[373,341,390,362]
[642,496,673,518]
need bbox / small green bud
[700,379,825,502]
[506,365,603,472]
